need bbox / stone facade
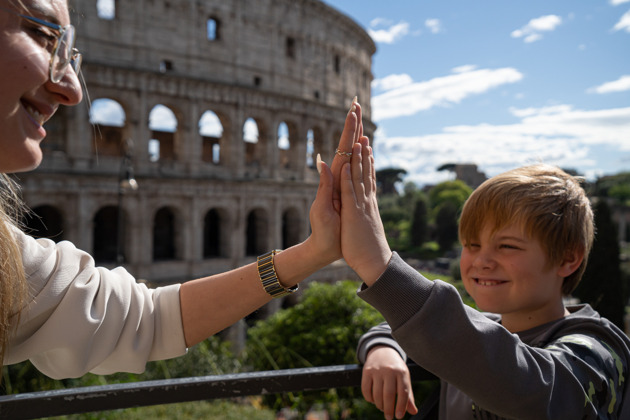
[18,0,376,292]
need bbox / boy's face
[460,222,566,332]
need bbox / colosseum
[18,0,377,319]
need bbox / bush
[243,280,385,418]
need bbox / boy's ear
[556,248,585,278]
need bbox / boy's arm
[358,253,628,419]
[357,322,407,364]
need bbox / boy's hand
[306,99,362,263]
[339,140,392,285]
[362,346,418,420]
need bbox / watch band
[257,250,298,298]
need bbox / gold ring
[335,148,352,157]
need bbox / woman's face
[0,0,82,173]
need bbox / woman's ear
[557,248,585,278]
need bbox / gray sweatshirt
[357,253,630,419]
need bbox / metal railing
[0,364,436,419]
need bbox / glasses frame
[1,6,82,83]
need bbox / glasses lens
[51,26,76,83]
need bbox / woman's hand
[361,346,418,420]
[305,98,362,263]
[339,139,392,285]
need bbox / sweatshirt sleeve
[356,322,408,365]
[5,230,188,379]
[357,252,628,420]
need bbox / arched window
[90,98,126,156]
[97,0,115,20]
[93,206,118,263]
[203,209,221,258]
[282,208,301,249]
[24,205,64,241]
[277,122,290,168]
[199,110,223,164]
[245,208,267,256]
[207,17,220,41]
[149,105,178,162]
[243,118,259,165]
[153,207,176,260]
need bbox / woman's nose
[46,68,83,106]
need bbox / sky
[323,0,630,187]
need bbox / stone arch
[203,207,230,258]
[199,110,224,165]
[24,205,64,241]
[153,206,178,261]
[245,207,269,256]
[93,205,118,263]
[277,121,298,169]
[90,98,128,157]
[148,104,179,162]
[282,207,301,249]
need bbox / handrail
[0,364,436,419]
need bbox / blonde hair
[459,164,594,295]
[0,175,27,368]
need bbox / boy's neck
[501,305,570,333]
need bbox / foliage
[243,280,385,418]
[573,200,625,329]
[428,180,472,217]
[410,196,429,247]
[435,201,459,252]
[375,168,407,195]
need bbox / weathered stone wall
[19,0,374,289]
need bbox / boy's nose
[472,251,496,270]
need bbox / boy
[339,155,630,419]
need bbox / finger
[313,159,334,213]
[394,378,411,419]
[361,373,375,403]
[360,141,371,191]
[355,102,364,141]
[331,101,359,173]
[381,379,397,420]
[351,142,365,197]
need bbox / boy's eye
[500,244,519,250]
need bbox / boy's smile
[460,223,570,332]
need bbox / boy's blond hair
[459,164,594,295]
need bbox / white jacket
[5,229,187,379]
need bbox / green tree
[428,180,472,218]
[376,168,407,195]
[410,196,429,248]
[435,201,459,252]
[573,200,625,329]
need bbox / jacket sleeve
[356,322,407,365]
[5,230,187,379]
[357,252,628,420]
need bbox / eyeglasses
[1,6,82,83]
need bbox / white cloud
[613,10,630,32]
[373,106,630,186]
[588,75,630,94]
[452,64,477,74]
[511,15,562,42]
[372,74,414,91]
[149,105,177,132]
[368,21,410,44]
[371,67,524,121]
[610,0,630,5]
[425,18,442,34]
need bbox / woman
[0,0,362,379]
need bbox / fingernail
[316,153,322,174]
[350,96,358,113]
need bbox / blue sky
[323,0,630,186]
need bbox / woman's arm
[180,100,364,347]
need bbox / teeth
[25,104,45,125]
